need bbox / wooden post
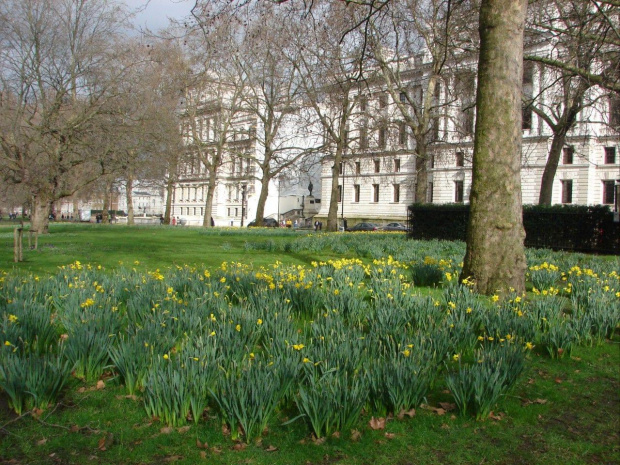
[14,227,23,263]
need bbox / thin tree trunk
[203,171,218,227]
[102,180,110,224]
[538,131,567,205]
[461,0,528,295]
[414,137,428,202]
[126,177,134,225]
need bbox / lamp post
[241,184,247,227]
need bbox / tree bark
[30,194,52,234]
[461,0,528,295]
[414,136,428,202]
[327,146,343,232]
[127,175,135,225]
[538,130,567,205]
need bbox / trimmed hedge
[407,203,620,254]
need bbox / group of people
[314,220,323,231]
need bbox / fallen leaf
[160,427,174,435]
[397,408,416,420]
[421,404,446,416]
[351,429,362,442]
[115,394,139,401]
[221,424,231,436]
[31,408,44,418]
[36,438,48,446]
[528,378,535,384]
[535,398,548,404]
[200,451,207,459]
[196,439,208,449]
[311,435,326,445]
[572,356,581,361]
[384,432,396,439]
[369,416,386,430]
[555,378,563,384]
[70,424,80,433]
[96,380,105,390]
[97,433,113,451]
[488,411,504,421]
[438,402,456,412]
[232,442,247,451]
[265,445,278,452]
[177,426,190,434]
[331,431,340,438]
[441,423,450,430]
[211,447,222,454]
[77,387,87,393]
[163,455,183,462]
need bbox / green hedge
[407,204,620,254]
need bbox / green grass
[0,223,334,275]
[0,343,617,465]
[0,224,618,464]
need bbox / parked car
[346,222,380,232]
[247,218,279,227]
[381,222,409,232]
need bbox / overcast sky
[123,0,196,31]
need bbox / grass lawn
[0,223,618,465]
[0,222,332,275]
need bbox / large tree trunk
[538,130,567,205]
[127,176,135,225]
[31,194,52,234]
[461,0,528,296]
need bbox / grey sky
[123,0,196,31]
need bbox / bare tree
[525,0,619,205]
[0,0,131,233]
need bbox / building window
[235,208,238,217]
[603,180,615,204]
[227,208,231,217]
[359,95,367,112]
[399,91,407,103]
[394,158,401,172]
[399,122,407,145]
[374,159,380,173]
[610,95,620,128]
[393,184,400,203]
[522,61,534,130]
[604,147,616,164]
[561,180,573,204]
[355,161,361,175]
[427,182,434,203]
[455,180,464,203]
[563,146,574,164]
[456,151,465,167]
[378,126,386,148]
[354,184,360,203]
[359,124,368,149]
[373,184,379,203]
[379,93,388,109]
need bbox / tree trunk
[327,146,343,232]
[254,175,270,226]
[102,180,110,224]
[203,172,218,227]
[72,197,79,221]
[461,0,528,296]
[414,137,428,202]
[127,176,135,225]
[538,131,567,205]
[30,194,52,234]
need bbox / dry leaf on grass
[196,439,209,449]
[232,442,247,451]
[177,426,190,434]
[369,416,386,430]
[36,438,48,446]
[397,408,416,420]
[351,429,362,442]
[488,411,504,421]
[96,380,105,390]
[265,445,278,452]
[160,427,174,435]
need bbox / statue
[308,181,313,196]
